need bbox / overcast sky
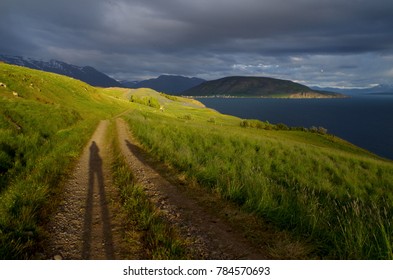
[1,0,393,87]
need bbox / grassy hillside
[0,63,129,258]
[182,76,344,98]
[123,90,393,259]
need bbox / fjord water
[198,95,393,160]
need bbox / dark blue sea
[197,95,393,160]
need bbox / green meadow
[1,63,392,259]
[125,90,393,259]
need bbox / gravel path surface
[43,120,129,260]
[42,118,266,260]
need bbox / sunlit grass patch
[124,91,393,259]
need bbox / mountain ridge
[125,75,205,94]
[311,84,393,95]
[0,54,121,87]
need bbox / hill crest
[182,76,344,98]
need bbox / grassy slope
[1,63,392,259]
[125,90,393,259]
[0,63,129,258]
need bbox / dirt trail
[43,120,130,260]
[43,118,266,259]
[116,118,266,259]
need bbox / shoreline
[183,94,348,99]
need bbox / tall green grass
[124,96,393,259]
[0,64,129,258]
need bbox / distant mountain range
[123,75,206,94]
[0,54,121,87]
[182,76,344,98]
[311,85,393,95]
[5,54,386,97]
[120,80,139,88]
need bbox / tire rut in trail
[116,118,267,259]
[43,120,136,260]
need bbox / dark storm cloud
[1,0,393,86]
[121,0,393,54]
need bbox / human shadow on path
[82,141,114,259]
[124,139,163,174]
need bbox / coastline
[183,93,348,99]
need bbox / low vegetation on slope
[0,63,129,258]
[124,90,393,259]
